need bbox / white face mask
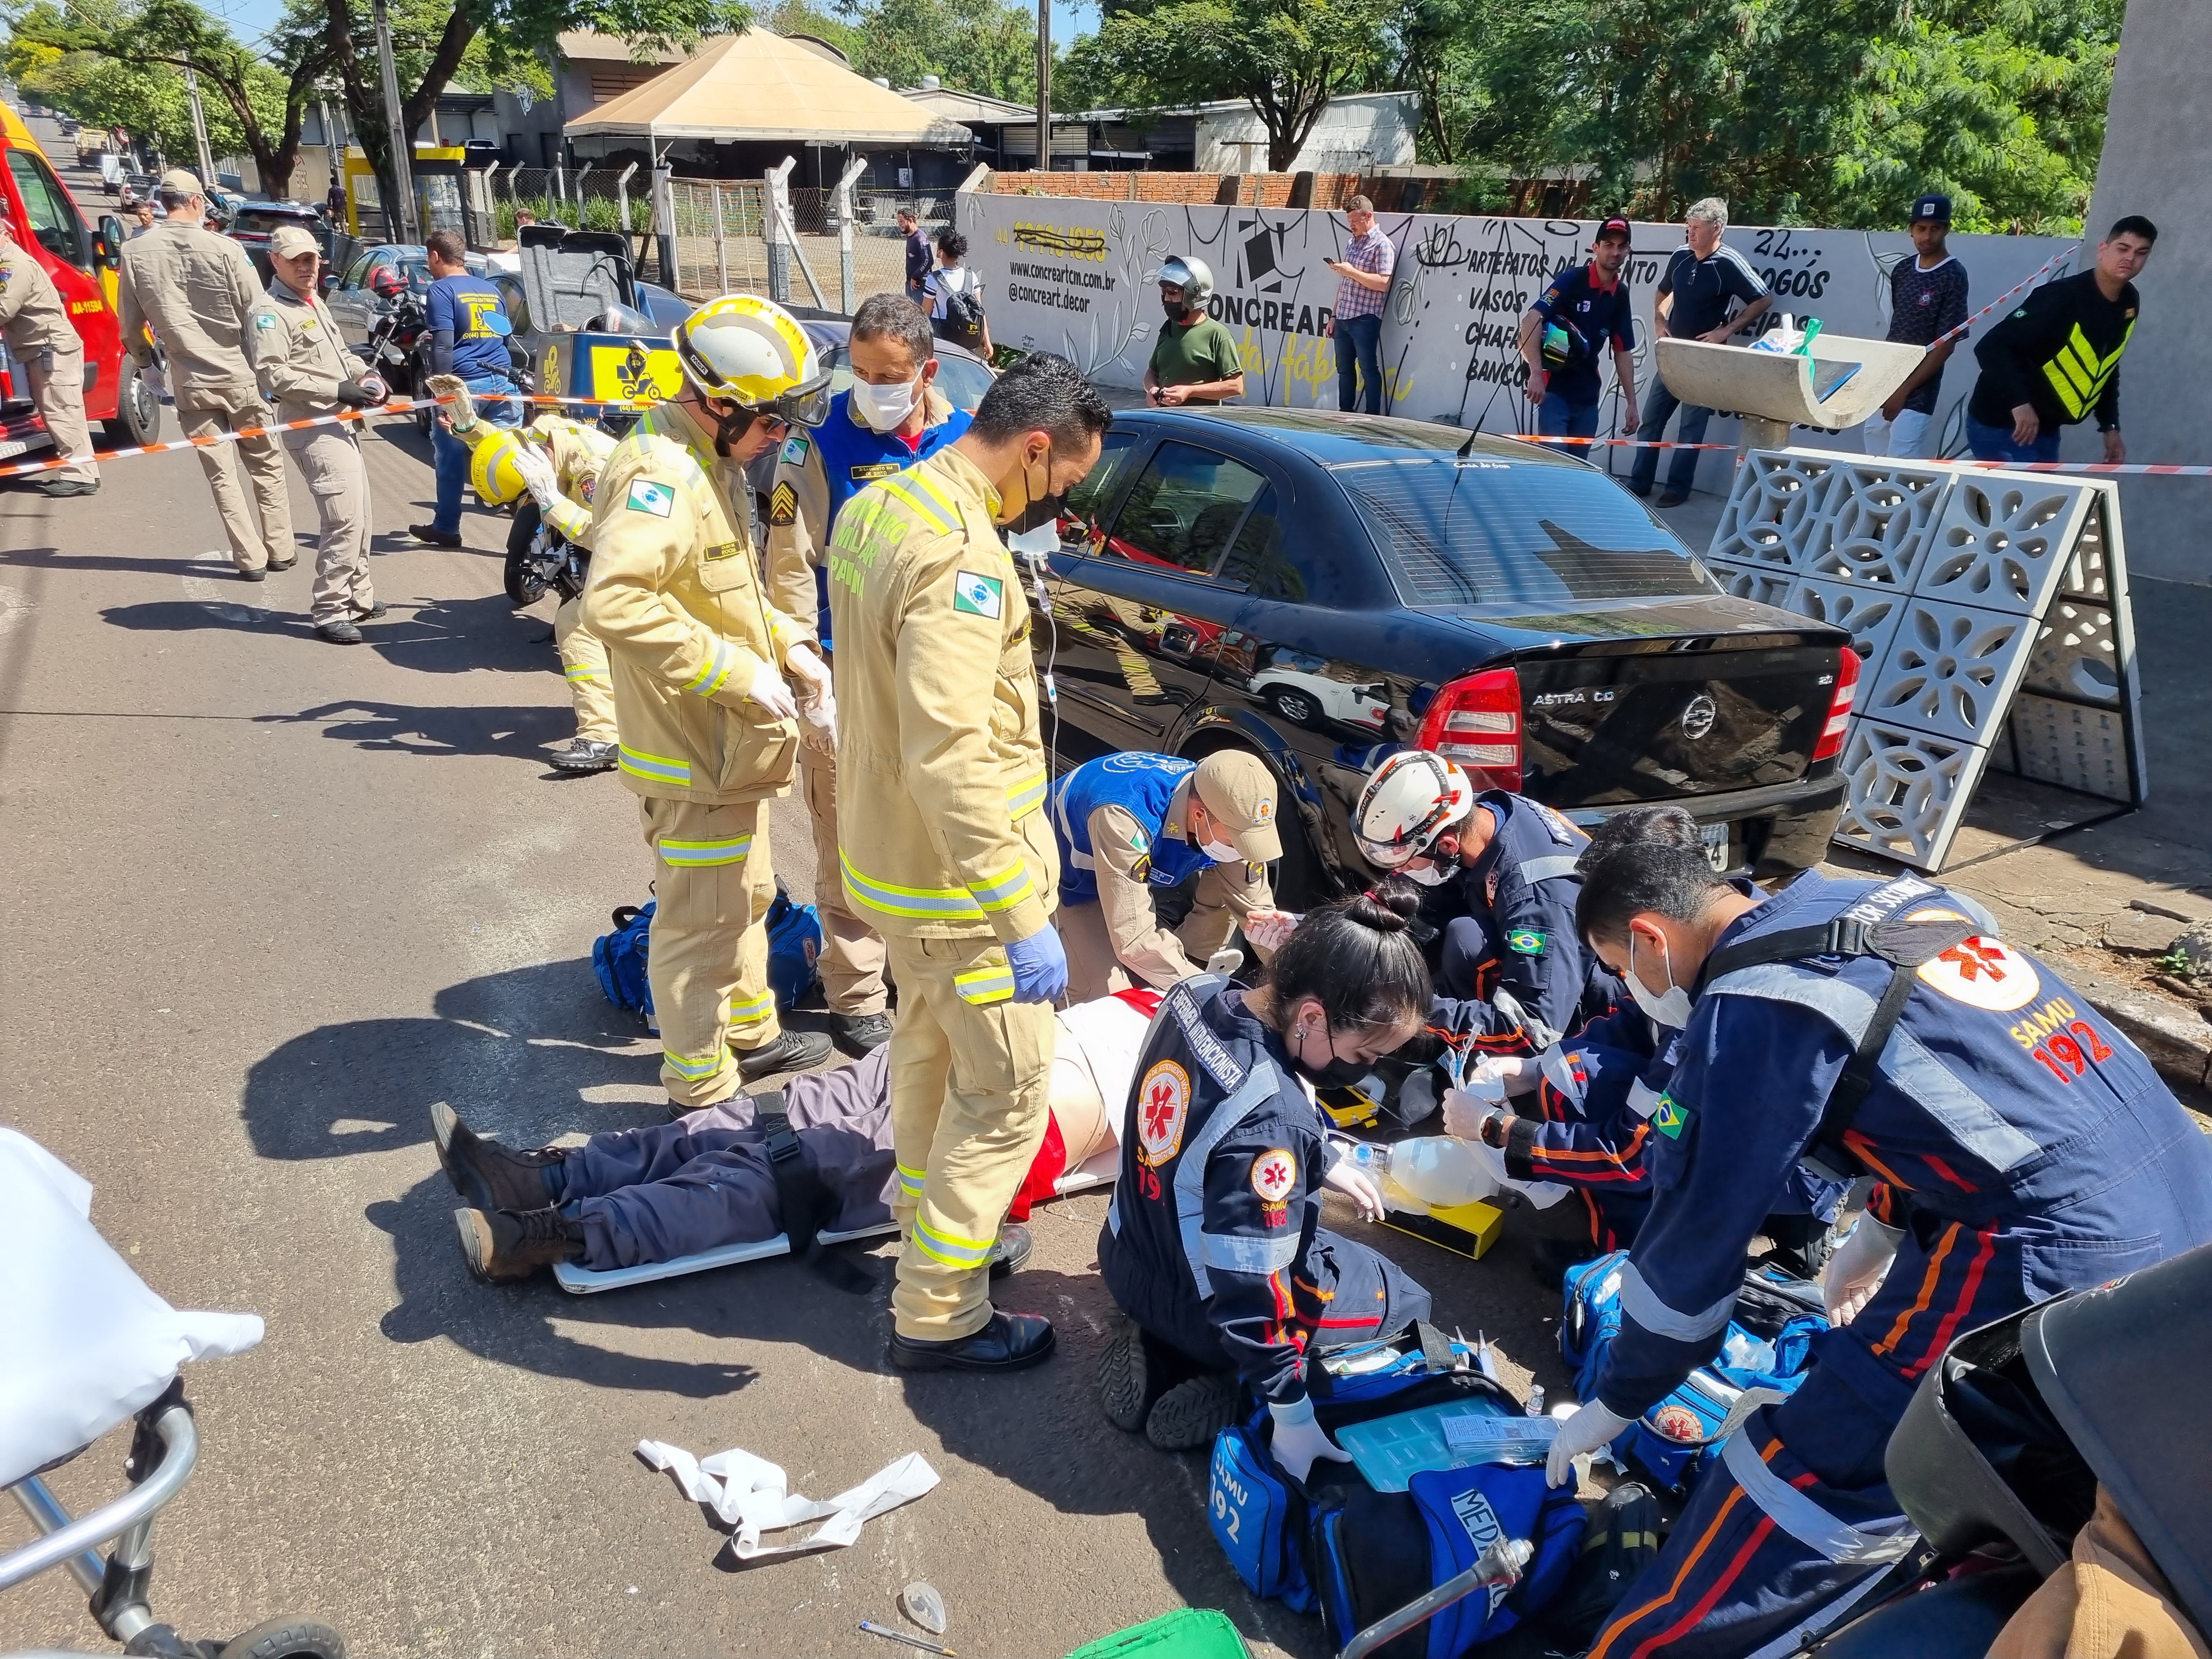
[1199,834,1242,865]
[1626,932,1695,1030]
[849,374,919,433]
[1403,860,1452,887]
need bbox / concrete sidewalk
[1654,488,2212,1102]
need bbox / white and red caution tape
[0,391,655,482]
[1930,242,2082,348]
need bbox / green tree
[1064,0,1398,170]
[830,0,1038,103]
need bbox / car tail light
[1813,646,1860,762]
[1417,667,1522,791]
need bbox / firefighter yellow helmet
[470,428,532,507]
[670,293,830,426]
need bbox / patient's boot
[432,1102,566,1214]
[1097,1318,1163,1432]
[454,1206,584,1283]
[1144,1374,1243,1452]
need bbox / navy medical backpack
[592,883,825,1035]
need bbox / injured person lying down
[436,990,1160,1283]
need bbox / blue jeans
[1628,376,1712,499]
[431,374,521,533]
[1335,312,1384,414]
[1537,391,1599,456]
[1965,414,2062,465]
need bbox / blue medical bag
[764,884,822,1011]
[592,901,657,1032]
[1560,1250,1829,1494]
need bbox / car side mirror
[93,215,124,271]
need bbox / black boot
[453,1206,584,1282]
[431,1103,564,1214]
[1097,1319,1160,1431]
[1144,1374,1243,1452]
[989,1222,1032,1278]
[738,1028,833,1082]
[888,1310,1056,1373]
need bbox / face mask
[998,448,1064,533]
[1627,932,1695,1029]
[1161,294,1186,319]
[1199,835,1241,865]
[1287,1017,1370,1088]
[703,397,763,454]
[1403,860,1453,887]
[849,374,919,433]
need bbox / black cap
[1911,193,1951,225]
[1595,215,1632,242]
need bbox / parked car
[224,199,327,280]
[115,172,157,211]
[1029,408,1857,907]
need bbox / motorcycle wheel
[504,500,550,607]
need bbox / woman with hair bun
[1096,879,1435,1478]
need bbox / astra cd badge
[1679,693,1718,741]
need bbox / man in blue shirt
[1628,199,1771,506]
[1519,215,1639,451]
[412,229,517,548]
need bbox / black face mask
[1161,294,1186,319]
[1287,1026,1371,1090]
[1002,449,1064,534]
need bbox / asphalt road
[1,124,1581,1659]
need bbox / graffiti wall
[962,195,2077,493]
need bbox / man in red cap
[1517,216,1639,454]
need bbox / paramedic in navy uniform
[1095,881,1435,1472]
[1547,806,2212,1659]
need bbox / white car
[1245,650,1389,734]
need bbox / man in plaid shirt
[1325,194,1394,413]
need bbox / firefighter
[827,352,1111,1374]
[1050,749,1294,1001]
[1352,749,1620,1054]
[431,375,620,772]
[1095,883,1432,1466]
[580,294,838,1109]
[0,207,97,495]
[766,292,972,1054]
[1547,806,2212,1659]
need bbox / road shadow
[356,590,552,676]
[99,598,311,639]
[244,958,893,1395]
[256,698,572,763]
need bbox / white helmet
[1152,254,1215,306]
[1353,749,1473,872]
[670,292,831,426]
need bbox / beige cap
[158,167,204,197]
[269,225,321,258]
[1193,751,1282,863]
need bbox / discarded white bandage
[637,1440,939,1560]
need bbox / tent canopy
[565,30,973,147]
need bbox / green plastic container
[1066,1607,1251,1659]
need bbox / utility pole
[370,0,417,243]
[182,65,216,184]
[1034,0,1051,175]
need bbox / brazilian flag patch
[1651,1093,1689,1139]
[1506,928,1547,955]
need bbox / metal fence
[482,163,654,247]
[661,178,961,308]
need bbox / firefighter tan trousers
[883,932,1056,1341]
[799,741,889,1015]
[554,594,616,744]
[640,797,781,1109]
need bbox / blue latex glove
[1005,924,1068,1005]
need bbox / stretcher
[552,1152,1121,1294]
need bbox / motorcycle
[352,270,428,430]
[504,499,589,610]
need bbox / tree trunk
[400,8,482,164]
[321,0,400,234]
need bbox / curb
[2069,973,2212,1096]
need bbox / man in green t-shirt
[1144,255,1245,407]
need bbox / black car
[1030,408,1857,908]
[225,199,328,280]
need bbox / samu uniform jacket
[581,399,812,805]
[826,445,1055,946]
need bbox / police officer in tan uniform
[0,210,97,496]
[246,225,385,643]
[829,351,1112,1373]
[582,294,838,1107]
[119,169,293,577]
[766,292,970,1054]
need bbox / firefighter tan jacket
[765,383,958,644]
[0,228,74,356]
[827,445,1055,944]
[533,416,617,545]
[244,281,356,443]
[117,219,262,399]
[580,398,809,805]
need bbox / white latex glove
[509,440,560,512]
[784,642,832,698]
[1822,1213,1904,1325]
[1269,1398,1351,1484]
[1322,1153,1385,1221]
[796,682,837,756]
[1442,1085,1508,1144]
[745,657,798,720]
[1546,1401,1633,1488]
[1243,909,1300,953]
[1474,1053,1539,1097]
[426,373,474,429]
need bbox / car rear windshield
[1336,458,1718,606]
[233,208,308,233]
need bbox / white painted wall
[1194,93,1418,173]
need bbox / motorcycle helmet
[670,293,830,427]
[1353,749,1474,871]
[1151,255,1216,308]
[470,427,533,507]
